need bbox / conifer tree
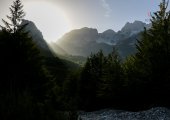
[97,49,124,107]
[1,0,26,33]
[132,0,170,105]
[0,0,52,119]
[78,50,106,110]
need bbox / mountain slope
[22,19,54,57]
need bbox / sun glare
[24,1,71,42]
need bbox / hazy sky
[0,0,165,42]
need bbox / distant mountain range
[51,20,151,58]
[22,19,151,58]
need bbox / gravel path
[78,107,170,120]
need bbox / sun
[24,1,71,43]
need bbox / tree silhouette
[97,49,124,107]
[0,0,52,119]
[127,0,170,107]
[1,0,26,33]
[78,50,106,110]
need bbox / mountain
[121,20,149,33]
[107,20,150,45]
[22,19,54,57]
[21,20,84,67]
[57,27,98,46]
[21,20,81,81]
[116,33,142,57]
[56,27,113,57]
[113,21,151,57]
[52,21,150,58]
[98,29,116,45]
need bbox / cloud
[100,0,112,17]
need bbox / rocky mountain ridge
[53,20,151,57]
[22,19,151,58]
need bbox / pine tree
[97,49,124,107]
[0,0,52,119]
[131,0,170,106]
[78,50,106,110]
[1,0,26,33]
[136,0,170,84]
[78,49,125,109]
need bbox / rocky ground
[78,107,170,120]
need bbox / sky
[0,0,165,42]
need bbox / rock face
[22,19,53,57]
[78,107,170,120]
[53,21,151,58]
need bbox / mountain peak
[80,27,98,34]
[102,29,116,34]
[121,20,146,33]
[134,20,144,24]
